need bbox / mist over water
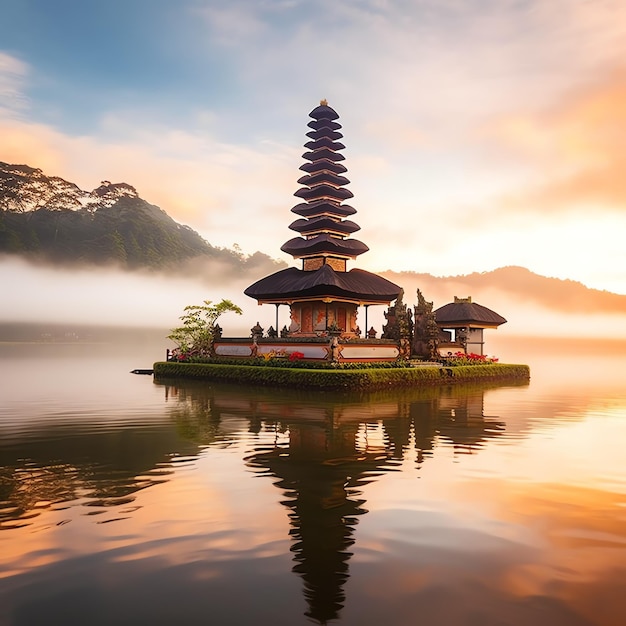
[1,258,263,336]
[1,257,376,338]
[3,257,626,343]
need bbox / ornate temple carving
[381,289,413,343]
[412,288,440,359]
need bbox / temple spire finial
[320,98,328,106]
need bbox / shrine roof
[434,301,507,327]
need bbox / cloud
[0,52,29,114]
[195,4,268,45]
[191,0,626,142]
[0,107,299,257]
[4,0,626,296]
[487,69,626,213]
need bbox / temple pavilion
[244,100,401,337]
[435,296,507,355]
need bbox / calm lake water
[1,336,625,626]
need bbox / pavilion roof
[434,300,507,327]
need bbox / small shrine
[434,296,507,355]
[245,100,401,337]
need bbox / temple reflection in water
[159,380,514,624]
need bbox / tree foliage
[167,299,242,356]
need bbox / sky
[2,0,626,296]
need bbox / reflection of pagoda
[240,393,505,623]
[245,101,400,336]
[155,379,521,624]
[245,420,388,624]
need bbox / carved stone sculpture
[412,288,440,359]
[382,289,413,342]
[251,321,264,340]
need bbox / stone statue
[328,336,340,362]
[399,337,411,360]
[412,288,439,359]
[456,327,468,350]
[382,289,413,343]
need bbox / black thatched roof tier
[244,265,401,304]
[299,160,347,175]
[434,301,507,327]
[296,172,350,187]
[307,119,342,132]
[306,129,343,141]
[291,201,357,218]
[289,217,360,236]
[294,184,354,202]
[304,138,346,151]
[302,148,346,162]
[281,234,368,258]
[309,104,340,121]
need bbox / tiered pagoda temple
[245,100,401,337]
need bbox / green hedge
[153,362,530,390]
[174,356,413,369]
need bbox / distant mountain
[382,267,626,315]
[0,161,284,275]
[3,162,624,320]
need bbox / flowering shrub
[258,349,307,362]
[444,351,499,366]
[262,349,289,361]
[170,348,193,362]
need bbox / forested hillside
[0,161,282,273]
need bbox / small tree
[168,299,242,357]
